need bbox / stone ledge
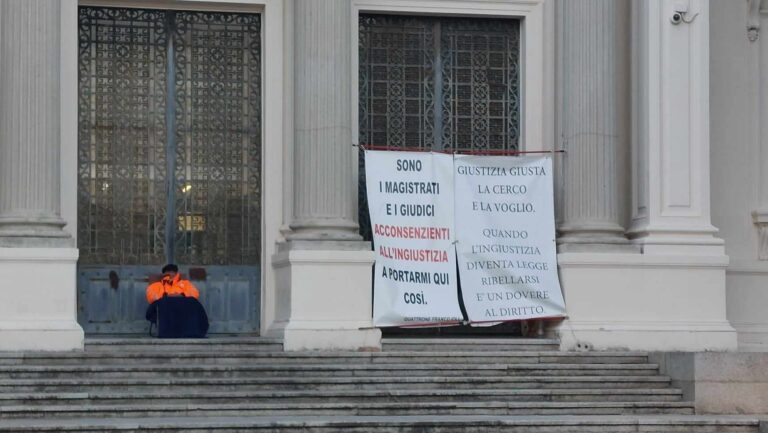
[0,414,760,432]
[0,247,78,261]
[0,325,83,352]
[557,252,729,268]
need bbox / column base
[0,321,84,351]
[270,241,381,351]
[558,238,640,253]
[0,215,72,246]
[556,251,737,351]
[558,320,737,351]
[287,219,363,241]
[558,224,638,253]
[276,321,381,351]
[0,247,84,351]
[626,225,725,255]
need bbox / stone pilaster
[288,0,360,241]
[0,0,70,246]
[557,0,632,251]
[270,0,379,350]
[554,0,735,352]
[627,0,723,254]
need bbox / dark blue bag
[146,296,209,338]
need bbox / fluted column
[0,0,70,246]
[557,0,631,250]
[272,0,378,350]
[288,0,360,241]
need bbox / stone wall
[652,352,768,414]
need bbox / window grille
[77,7,261,266]
[358,14,521,240]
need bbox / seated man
[145,264,208,338]
[146,263,199,303]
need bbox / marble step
[382,338,560,352]
[0,415,759,433]
[86,337,556,353]
[84,337,283,353]
[0,363,662,379]
[0,351,649,366]
[0,375,672,392]
[0,401,695,419]
[0,388,684,406]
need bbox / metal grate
[172,11,262,266]
[78,7,261,266]
[440,18,521,151]
[358,14,521,240]
[77,7,169,265]
[358,15,436,151]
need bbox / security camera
[670,3,699,25]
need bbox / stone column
[271,0,379,351]
[557,0,632,251]
[0,0,70,246]
[288,0,360,241]
[0,0,83,351]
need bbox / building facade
[0,0,765,352]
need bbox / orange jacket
[146,274,200,304]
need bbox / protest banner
[365,150,463,327]
[454,155,566,323]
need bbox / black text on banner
[365,150,463,327]
[454,155,567,323]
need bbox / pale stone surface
[652,352,768,414]
[651,352,696,401]
[696,383,768,413]
[556,253,737,351]
[0,0,70,245]
[557,0,631,249]
[0,1,83,351]
[0,248,83,351]
[554,0,740,352]
[271,248,381,351]
[273,0,377,350]
[288,0,360,241]
[59,0,78,240]
[627,0,723,254]
[708,0,768,351]
[695,352,768,381]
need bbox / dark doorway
[77,7,262,334]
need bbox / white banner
[365,150,463,327]
[454,155,566,323]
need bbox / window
[358,14,521,239]
[359,14,521,151]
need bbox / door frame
[60,0,285,334]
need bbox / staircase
[0,337,761,432]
